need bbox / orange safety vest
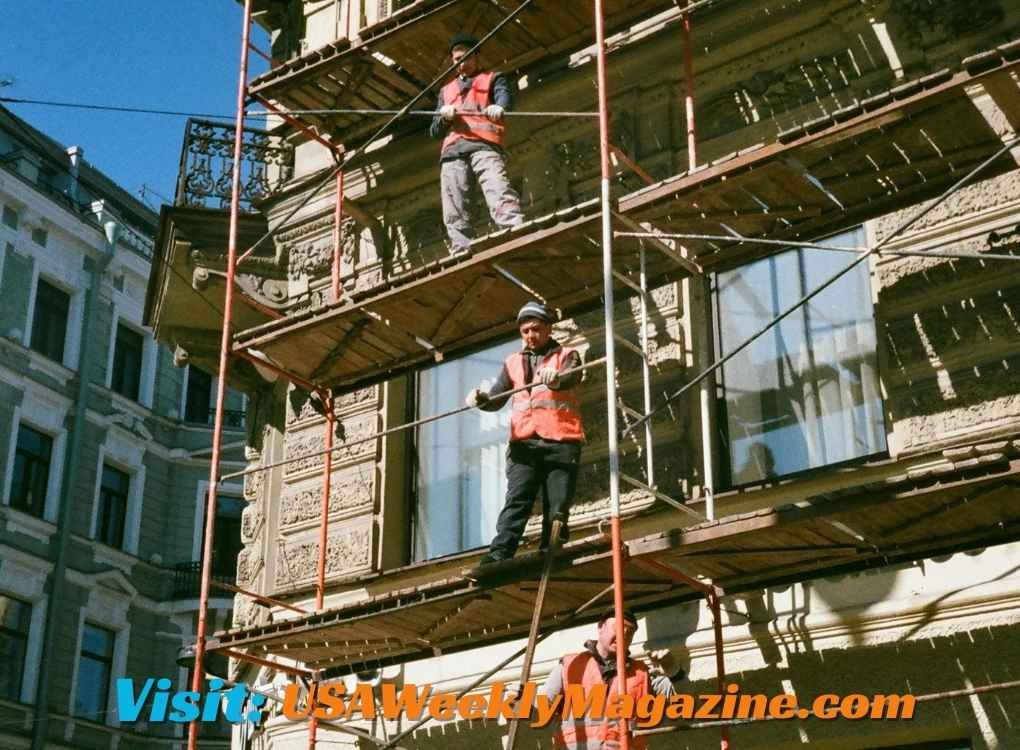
[440,71,505,152]
[554,652,650,750]
[505,346,584,443]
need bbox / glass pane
[414,338,520,560]
[112,325,143,400]
[185,367,213,423]
[0,596,30,701]
[101,465,130,495]
[30,280,69,362]
[82,624,114,657]
[717,229,886,485]
[74,657,110,719]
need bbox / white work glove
[647,648,683,679]
[484,104,504,122]
[465,388,489,408]
[440,104,456,122]
[536,367,560,388]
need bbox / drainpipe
[30,201,120,750]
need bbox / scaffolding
[176,2,1020,749]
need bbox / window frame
[0,594,32,703]
[29,277,71,364]
[9,423,54,519]
[96,463,130,550]
[411,335,520,562]
[110,322,144,401]
[712,231,888,489]
[73,623,115,722]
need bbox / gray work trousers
[440,150,524,252]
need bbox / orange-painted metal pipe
[709,589,731,750]
[309,391,334,750]
[594,0,629,744]
[233,347,322,394]
[253,93,339,154]
[187,2,253,749]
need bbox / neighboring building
[0,104,249,749]
[149,1,1020,749]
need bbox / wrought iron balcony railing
[174,118,293,211]
[172,560,237,600]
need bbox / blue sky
[1,2,271,212]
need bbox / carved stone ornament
[274,523,373,586]
[280,465,375,529]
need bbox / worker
[430,32,525,256]
[542,608,685,749]
[465,301,584,565]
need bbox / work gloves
[465,388,489,408]
[440,104,456,121]
[647,648,686,681]
[536,367,561,388]
[440,104,504,122]
[484,104,505,122]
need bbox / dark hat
[517,301,553,324]
[449,32,480,54]
[598,607,638,626]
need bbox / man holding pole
[465,301,584,565]
[542,608,686,749]
[430,32,524,256]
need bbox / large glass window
[716,228,886,486]
[210,495,245,577]
[185,366,213,423]
[414,338,519,560]
[111,324,143,400]
[0,595,31,701]
[30,279,70,363]
[97,465,130,549]
[74,624,114,721]
[10,424,53,518]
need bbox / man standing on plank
[430,32,525,256]
[465,301,584,565]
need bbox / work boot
[449,244,471,258]
[478,551,512,567]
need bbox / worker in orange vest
[465,301,584,565]
[430,32,524,256]
[543,608,685,749]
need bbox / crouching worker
[465,301,585,565]
[543,608,686,749]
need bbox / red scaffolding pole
[187,1,254,749]
[593,0,632,748]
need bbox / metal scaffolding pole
[187,1,253,748]
[594,0,631,748]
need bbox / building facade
[0,105,248,749]
[149,1,1020,748]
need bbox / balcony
[172,561,237,600]
[174,118,293,211]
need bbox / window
[31,227,47,247]
[715,228,886,486]
[0,595,31,701]
[414,338,519,560]
[97,465,130,549]
[74,624,114,721]
[111,324,143,400]
[10,424,53,518]
[1,205,17,230]
[185,366,213,423]
[30,279,70,363]
[210,495,245,577]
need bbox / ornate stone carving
[284,412,379,476]
[274,523,373,586]
[236,546,264,586]
[280,466,375,528]
[241,499,264,543]
[287,217,357,283]
[286,385,379,426]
